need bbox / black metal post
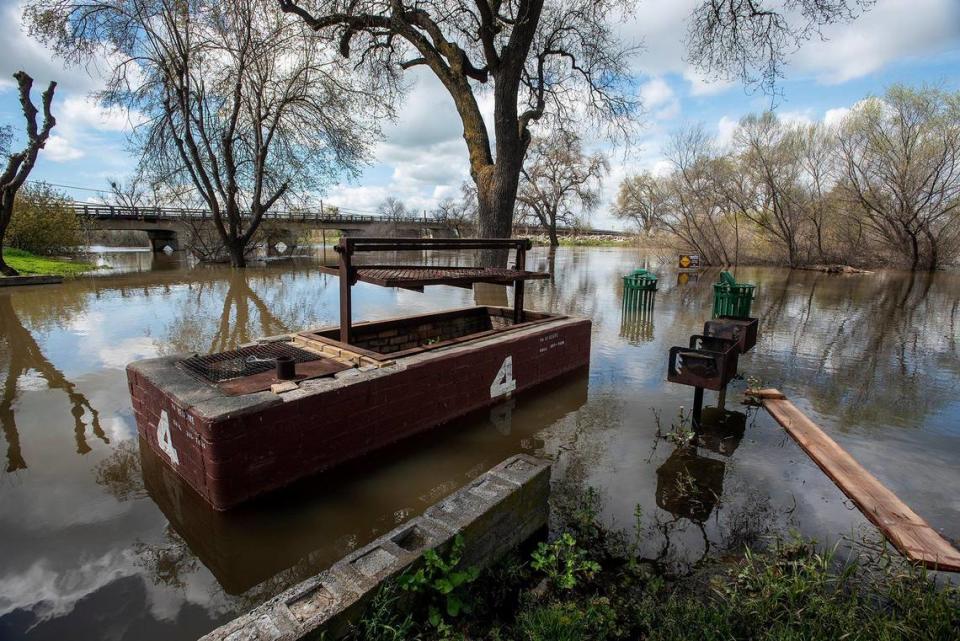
[513,244,526,324]
[338,240,353,345]
[692,386,704,429]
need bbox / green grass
[354,528,960,641]
[2,248,100,277]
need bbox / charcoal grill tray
[179,343,326,383]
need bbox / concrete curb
[0,275,63,287]
[199,453,551,641]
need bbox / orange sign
[678,254,700,269]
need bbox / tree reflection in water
[0,294,107,472]
[164,271,294,355]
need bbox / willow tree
[838,86,960,271]
[0,72,57,276]
[27,0,387,267]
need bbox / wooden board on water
[749,388,960,572]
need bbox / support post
[717,385,727,410]
[692,387,704,429]
[513,243,526,324]
[338,240,353,345]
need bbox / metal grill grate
[179,343,324,383]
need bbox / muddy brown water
[1,246,958,640]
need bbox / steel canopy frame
[322,237,547,344]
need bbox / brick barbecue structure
[128,238,591,510]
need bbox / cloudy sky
[1,0,959,229]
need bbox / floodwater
[1,246,958,640]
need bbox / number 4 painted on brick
[490,356,517,399]
[156,410,180,466]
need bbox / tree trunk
[908,232,919,271]
[475,161,522,267]
[0,254,18,277]
[475,164,520,239]
[0,206,18,276]
[548,222,559,247]
[227,239,247,268]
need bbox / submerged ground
[0,246,958,640]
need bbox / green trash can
[623,269,658,310]
[712,271,755,318]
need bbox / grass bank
[1,248,100,277]
[528,236,634,247]
[348,488,960,641]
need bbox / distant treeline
[614,86,960,270]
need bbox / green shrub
[6,183,83,255]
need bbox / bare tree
[796,121,839,260]
[515,130,607,246]
[838,86,960,270]
[276,0,638,248]
[107,172,161,211]
[28,0,385,267]
[377,196,410,220]
[0,72,56,276]
[658,127,737,266]
[613,171,667,236]
[277,1,872,244]
[687,0,874,97]
[724,112,807,267]
[432,185,478,237]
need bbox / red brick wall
[130,319,591,510]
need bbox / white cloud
[639,77,681,120]
[823,107,851,128]
[0,3,106,95]
[716,116,738,148]
[682,69,735,96]
[793,0,960,84]
[777,110,815,128]
[58,95,144,133]
[640,77,672,108]
[43,134,84,162]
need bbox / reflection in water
[0,295,106,472]
[139,372,588,595]
[649,409,747,568]
[206,273,289,352]
[655,447,725,523]
[620,293,655,344]
[1,250,959,640]
[696,408,746,457]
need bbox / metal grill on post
[325,237,547,346]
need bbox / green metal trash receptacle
[712,271,755,318]
[623,269,658,310]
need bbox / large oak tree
[278,0,871,245]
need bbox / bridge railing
[68,202,446,226]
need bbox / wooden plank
[748,388,960,572]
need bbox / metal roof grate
[179,343,324,383]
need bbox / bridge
[70,202,458,253]
[70,202,628,253]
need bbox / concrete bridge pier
[265,229,299,257]
[146,229,179,253]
